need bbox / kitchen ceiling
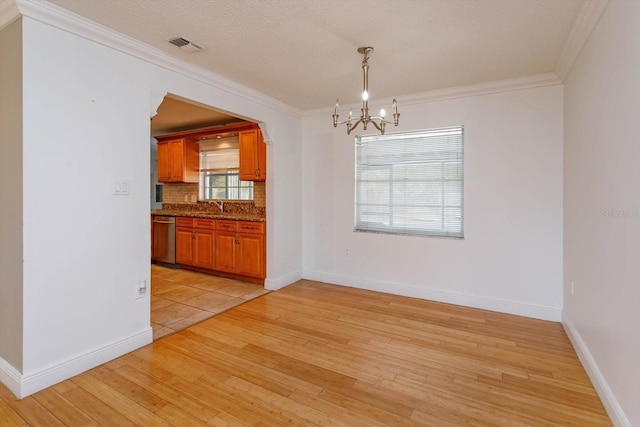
[151,96,244,136]
[47,0,586,111]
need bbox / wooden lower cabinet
[237,232,265,278]
[176,227,195,265]
[214,232,237,273]
[193,229,214,269]
[176,217,266,281]
[175,218,215,270]
[215,220,265,279]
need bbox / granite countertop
[151,209,265,222]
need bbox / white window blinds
[199,137,239,171]
[198,136,253,201]
[355,126,464,238]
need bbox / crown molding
[555,0,610,80]
[13,0,302,120]
[0,0,20,31]
[303,72,562,120]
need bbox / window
[355,126,464,238]
[199,137,253,200]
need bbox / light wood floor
[0,280,611,426]
[151,265,269,340]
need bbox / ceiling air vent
[168,36,203,53]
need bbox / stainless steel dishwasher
[152,216,175,264]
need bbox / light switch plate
[113,180,130,195]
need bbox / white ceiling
[47,0,586,111]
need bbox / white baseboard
[303,270,561,321]
[562,312,631,427]
[0,327,152,399]
[264,269,302,291]
[0,357,23,399]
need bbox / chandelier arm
[334,117,359,126]
[370,120,385,133]
[347,118,364,135]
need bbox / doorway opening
[150,95,268,340]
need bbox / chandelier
[332,47,400,135]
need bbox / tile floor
[150,264,269,340]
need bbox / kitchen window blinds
[355,126,464,238]
[199,137,253,200]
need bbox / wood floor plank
[153,403,211,427]
[0,279,611,426]
[8,397,66,427]
[221,375,350,427]
[71,374,170,426]
[110,363,220,422]
[30,387,92,426]
[0,398,28,426]
[59,385,136,427]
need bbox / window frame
[198,137,254,201]
[354,126,464,238]
[199,169,253,201]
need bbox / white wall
[0,18,24,375]
[303,85,564,320]
[20,16,154,389]
[0,4,302,396]
[563,1,640,425]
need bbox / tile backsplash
[162,183,199,204]
[162,181,265,208]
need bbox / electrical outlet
[344,248,350,257]
[135,280,147,299]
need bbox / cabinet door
[157,141,171,182]
[237,233,265,278]
[176,227,194,265]
[257,129,266,181]
[193,229,214,270]
[239,129,258,181]
[168,139,185,182]
[215,232,237,273]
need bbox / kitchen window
[199,136,253,200]
[355,126,464,238]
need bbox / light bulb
[362,91,369,101]
[380,108,386,117]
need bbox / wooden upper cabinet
[257,129,266,180]
[239,129,266,181]
[156,138,199,183]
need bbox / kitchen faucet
[210,200,224,213]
